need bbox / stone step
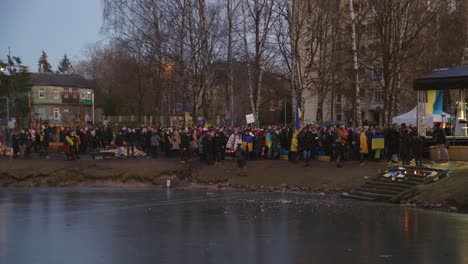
[343,167,450,203]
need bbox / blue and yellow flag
[295,102,302,130]
[426,90,443,115]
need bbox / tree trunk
[226,0,235,125]
[241,0,255,119]
[187,0,199,121]
[348,0,362,127]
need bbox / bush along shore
[0,159,466,213]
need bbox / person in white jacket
[234,134,244,149]
[226,133,236,150]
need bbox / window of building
[53,108,60,120]
[336,114,342,121]
[369,66,383,81]
[63,89,69,99]
[86,92,92,100]
[53,89,59,99]
[80,91,86,99]
[39,89,45,99]
[369,88,384,103]
[72,90,78,99]
[336,94,342,103]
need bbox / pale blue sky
[0,0,104,71]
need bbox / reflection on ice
[0,189,467,264]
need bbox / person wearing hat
[359,126,370,165]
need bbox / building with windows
[28,73,102,126]
[297,0,387,126]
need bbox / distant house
[28,73,103,126]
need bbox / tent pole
[417,91,419,133]
[417,90,426,137]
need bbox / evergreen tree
[0,54,31,122]
[58,53,73,74]
[37,50,52,73]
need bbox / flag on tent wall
[295,102,303,130]
[433,90,443,114]
[426,90,443,115]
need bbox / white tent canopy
[392,105,451,127]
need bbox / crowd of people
[0,121,450,167]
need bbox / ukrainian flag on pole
[295,102,303,130]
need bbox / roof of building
[28,73,96,89]
[413,66,468,91]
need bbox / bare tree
[102,0,166,120]
[240,0,276,122]
[366,0,435,125]
[274,0,307,117]
[225,0,240,125]
[307,0,342,122]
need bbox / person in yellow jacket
[359,126,370,165]
[289,130,299,163]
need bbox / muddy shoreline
[1,159,467,213]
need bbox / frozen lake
[0,188,467,264]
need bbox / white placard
[246,114,255,124]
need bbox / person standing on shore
[411,128,424,166]
[11,131,19,158]
[254,129,265,160]
[359,126,370,166]
[301,126,314,167]
[163,129,172,157]
[334,125,347,168]
[213,131,224,164]
[115,132,124,159]
[386,124,400,163]
[399,124,412,165]
[243,130,254,160]
[432,122,449,162]
[235,143,247,176]
[150,130,160,159]
[290,130,299,163]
